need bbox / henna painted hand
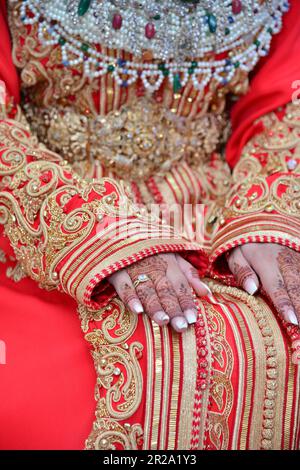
[108,253,211,333]
[228,243,300,326]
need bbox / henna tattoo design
[120,282,137,306]
[277,247,300,324]
[127,255,193,319]
[232,261,254,287]
[177,282,195,311]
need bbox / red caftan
[0,0,299,450]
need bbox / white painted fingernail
[172,317,188,332]
[287,309,298,326]
[205,286,214,300]
[204,284,212,297]
[185,309,197,325]
[244,279,258,296]
[129,300,144,314]
[153,311,169,324]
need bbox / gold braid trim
[207,280,279,450]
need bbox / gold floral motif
[0,119,141,290]
[210,102,300,231]
[22,100,227,180]
[204,300,234,450]
[233,104,300,181]
[6,261,27,283]
[79,299,144,450]
[86,418,143,450]
[0,248,6,264]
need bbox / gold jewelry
[134,274,151,287]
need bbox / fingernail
[287,309,298,326]
[153,311,169,325]
[205,286,214,300]
[172,317,188,332]
[244,278,258,296]
[129,300,144,314]
[185,309,198,325]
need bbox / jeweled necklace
[20,0,289,93]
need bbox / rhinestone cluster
[20,0,289,93]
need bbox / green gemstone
[225,27,230,35]
[158,62,166,71]
[81,43,89,52]
[188,67,194,75]
[207,14,217,33]
[107,64,115,72]
[77,0,92,17]
[58,36,66,45]
[191,61,198,68]
[234,61,240,69]
[162,69,169,77]
[267,27,273,34]
[254,39,261,47]
[153,14,161,20]
[173,74,182,93]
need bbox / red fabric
[226,0,300,167]
[0,0,19,104]
[0,264,96,449]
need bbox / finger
[149,259,188,332]
[227,247,259,295]
[277,248,300,326]
[108,270,144,314]
[175,254,212,297]
[131,276,170,327]
[257,268,298,325]
[166,259,198,325]
[155,278,188,333]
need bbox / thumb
[227,247,259,295]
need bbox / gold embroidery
[207,281,279,450]
[0,119,141,290]
[205,300,233,450]
[0,248,6,263]
[22,100,227,180]
[78,299,144,450]
[224,103,300,220]
[6,261,27,283]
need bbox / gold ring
[133,274,151,287]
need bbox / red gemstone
[136,84,145,97]
[232,0,243,15]
[112,13,122,30]
[145,23,155,39]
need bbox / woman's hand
[108,253,211,333]
[228,243,300,326]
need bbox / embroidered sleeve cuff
[53,180,204,308]
[210,212,300,279]
[0,119,205,309]
[210,102,300,279]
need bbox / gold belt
[23,98,227,180]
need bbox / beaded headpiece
[20,1,289,93]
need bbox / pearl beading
[20,0,289,93]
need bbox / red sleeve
[226,0,300,167]
[0,0,19,105]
